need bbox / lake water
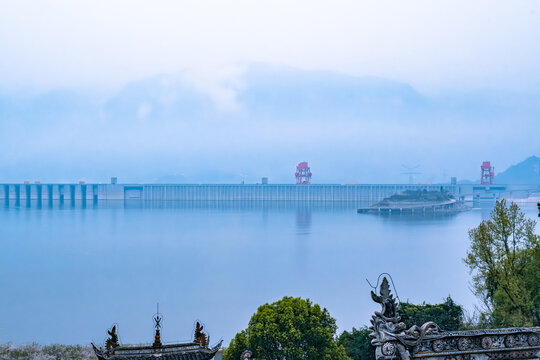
[0,201,538,347]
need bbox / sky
[0,1,539,183]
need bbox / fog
[0,1,539,184]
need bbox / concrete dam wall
[0,183,462,204]
[2,183,536,206]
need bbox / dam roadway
[1,183,538,205]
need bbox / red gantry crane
[480,161,494,185]
[295,162,312,185]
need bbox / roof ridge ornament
[105,325,119,355]
[369,276,540,360]
[194,321,209,347]
[370,277,440,360]
[153,303,163,350]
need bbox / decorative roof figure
[105,326,119,354]
[194,322,208,347]
[152,311,162,350]
[370,276,540,360]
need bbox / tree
[223,297,349,360]
[464,199,540,327]
[399,296,463,331]
[337,327,374,360]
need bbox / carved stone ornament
[432,340,445,353]
[370,277,441,360]
[482,336,493,349]
[370,276,540,360]
[457,337,471,351]
[504,335,516,348]
[382,342,397,356]
[528,334,539,346]
[486,350,538,360]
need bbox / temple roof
[92,341,222,360]
[92,314,221,360]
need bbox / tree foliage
[337,327,374,360]
[223,297,349,360]
[464,199,540,327]
[399,296,463,331]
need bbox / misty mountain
[103,76,217,122]
[98,65,432,123]
[495,156,540,184]
[238,65,428,118]
[0,89,101,121]
[3,64,538,125]
[0,64,539,184]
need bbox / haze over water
[1,201,537,346]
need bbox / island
[357,189,470,214]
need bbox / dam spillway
[0,183,537,206]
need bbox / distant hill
[495,156,540,184]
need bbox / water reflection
[296,208,312,235]
[0,199,524,218]
[0,199,365,211]
[362,211,463,224]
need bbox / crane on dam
[295,162,312,185]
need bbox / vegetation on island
[376,189,455,206]
[360,189,469,213]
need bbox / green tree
[223,297,349,360]
[464,199,540,327]
[337,327,374,360]
[399,296,463,331]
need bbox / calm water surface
[0,201,537,346]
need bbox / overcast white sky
[1,0,540,93]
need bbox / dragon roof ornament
[370,277,540,360]
[370,277,440,360]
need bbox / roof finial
[153,303,163,350]
[154,303,162,329]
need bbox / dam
[1,183,538,205]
